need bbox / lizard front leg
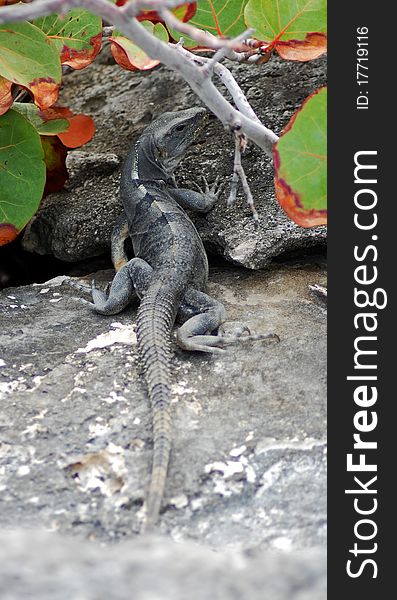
[111,211,129,272]
[169,176,224,213]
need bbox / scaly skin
[103,108,223,528]
[76,108,277,529]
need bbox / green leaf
[244,0,326,43]
[34,9,102,69]
[169,0,248,48]
[0,21,61,109]
[12,103,69,135]
[0,108,46,242]
[273,87,327,227]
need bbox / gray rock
[22,152,121,262]
[0,530,326,600]
[0,260,326,551]
[22,52,326,267]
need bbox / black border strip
[328,1,394,596]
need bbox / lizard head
[140,107,208,177]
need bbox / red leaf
[276,32,327,62]
[40,106,73,120]
[40,107,96,148]
[41,135,68,196]
[0,76,12,116]
[57,114,95,148]
[115,1,196,24]
[110,39,160,72]
[60,32,102,70]
[0,223,18,246]
[29,77,59,110]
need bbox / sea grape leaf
[0,76,12,116]
[244,0,326,61]
[276,32,327,61]
[12,103,95,147]
[0,21,61,109]
[41,135,68,196]
[111,22,169,71]
[38,106,96,148]
[34,9,102,70]
[115,0,196,24]
[12,102,69,135]
[168,0,248,48]
[0,108,46,245]
[57,113,95,148]
[273,86,327,227]
[34,106,96,148]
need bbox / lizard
[73,107,277,529]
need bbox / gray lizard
[75,107,276,529]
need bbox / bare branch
[201,28,255,77]
[228,133,258,221]
[173,44,264,126]
[158,7,252,51]
[0,0,279,155]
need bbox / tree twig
[0,0,279,156]
[228,132,258,221]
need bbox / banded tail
[136,277,179,529]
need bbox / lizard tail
[136,278,178,530]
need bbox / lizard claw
[199,175,225,200]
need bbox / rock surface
[0,530,325,600]
[22,51,327,268]
[0,257,326,597]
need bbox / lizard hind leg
[176,288,280,353]
[176,289,227,354]
[90,258,153,316]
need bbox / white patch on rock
[229,445,247,457]
[103,391,127,404]
[77,323,137,353]
[255,436,326,455]
[0,379,22,399]
[245,464,257,483]
[66,444,126,497]
[191,497,204,512]
[205,461,244,477]
[17,465,30,476]
[89,423,111,437]
[171,381,196,397]
[35,275,69,287]
[0,359,5,367]
[168,494,188,509]
[22,423,47,439]
[272,536,293,552]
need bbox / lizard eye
[174,124,186,132]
